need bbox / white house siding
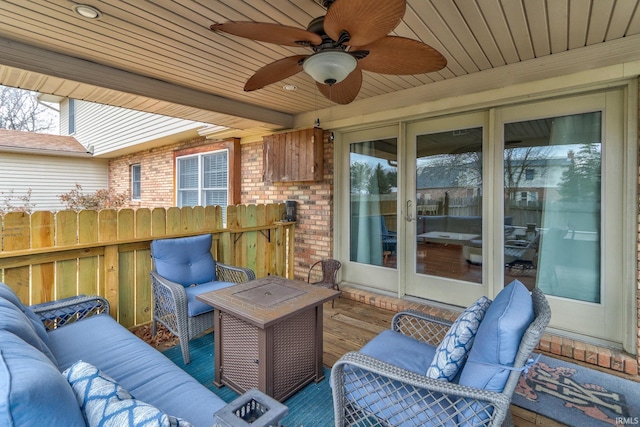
[59,103,70,136]
[60,99,206,157]
[0,152,108,212]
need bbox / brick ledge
[339,285,639,378]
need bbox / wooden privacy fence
[0,203,294,328]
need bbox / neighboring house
[0,128,108,212]
[56,98,239,210]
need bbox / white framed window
[525,168,534,180]
[176,149,229,209]
[131,164,141,200]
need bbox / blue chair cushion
[457,280,534,426]
[151,235,216,286]
[63,360,193,427]
[459,280,534,391]
[0,297,57,364]
[184,281,237,317]
[360,329,437,375]
[0,330,85,427]
[350,330,453,426]
[0,282,51,347]
[426,296,492,381]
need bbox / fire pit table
[197,275,339,402]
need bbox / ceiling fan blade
[317,68,362,104]
[324,0,405,46]
[211,22,322,47]
[355,36,447,75]
[244,55,308,91]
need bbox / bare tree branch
[0,86,54,132]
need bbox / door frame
[335,124,401,296]
[494,88,630,347]
[404,111,492,308]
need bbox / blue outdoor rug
[163,333,334,426]
[164,334,640,427]
[513,355,640,426]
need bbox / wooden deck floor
[322,297,565,427]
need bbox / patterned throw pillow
[63,360,193,427]
[426,296,492,381]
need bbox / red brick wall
[109,136,210,208]
[108,132,334,281]
[240,131,334,281]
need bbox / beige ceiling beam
[0,37,293,129]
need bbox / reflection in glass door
[349,138,398,269]
[406,113,488,308]
[498,89,626,347]
[503,112,602,303]
[415,128,483,283]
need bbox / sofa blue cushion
[0,282,51,346]
[0,331,85,427]
[64,360,193,427]
[151,235,216,286]
[0,298,57,364]
[426,296,492,381]
[423,215,448,233]
[47,314,225,427]
[447,216,482,234]
[184,280,236,317]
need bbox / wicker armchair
[331,286,551,427]
[150,234,255,364]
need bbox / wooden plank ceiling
[0,0,639,135]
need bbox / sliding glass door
[338,88,630,348]
[340,126,399,293]
[503,112,602,303]
[498,91,626,344]
[405,113,488,307]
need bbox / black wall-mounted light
[285,200,297,222]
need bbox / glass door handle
[405,200,415,222]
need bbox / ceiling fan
[210,0,447,105]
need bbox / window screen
[131,164,141,200]
[176,150,229,212]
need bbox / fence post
[104,245,119,320]
[287,224,295,279]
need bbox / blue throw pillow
[426,296,492,381]
[63,360,193,427]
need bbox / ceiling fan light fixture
[303,51,356,86]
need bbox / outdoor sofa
[0,282,227,427]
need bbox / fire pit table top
[197,275,339,328]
